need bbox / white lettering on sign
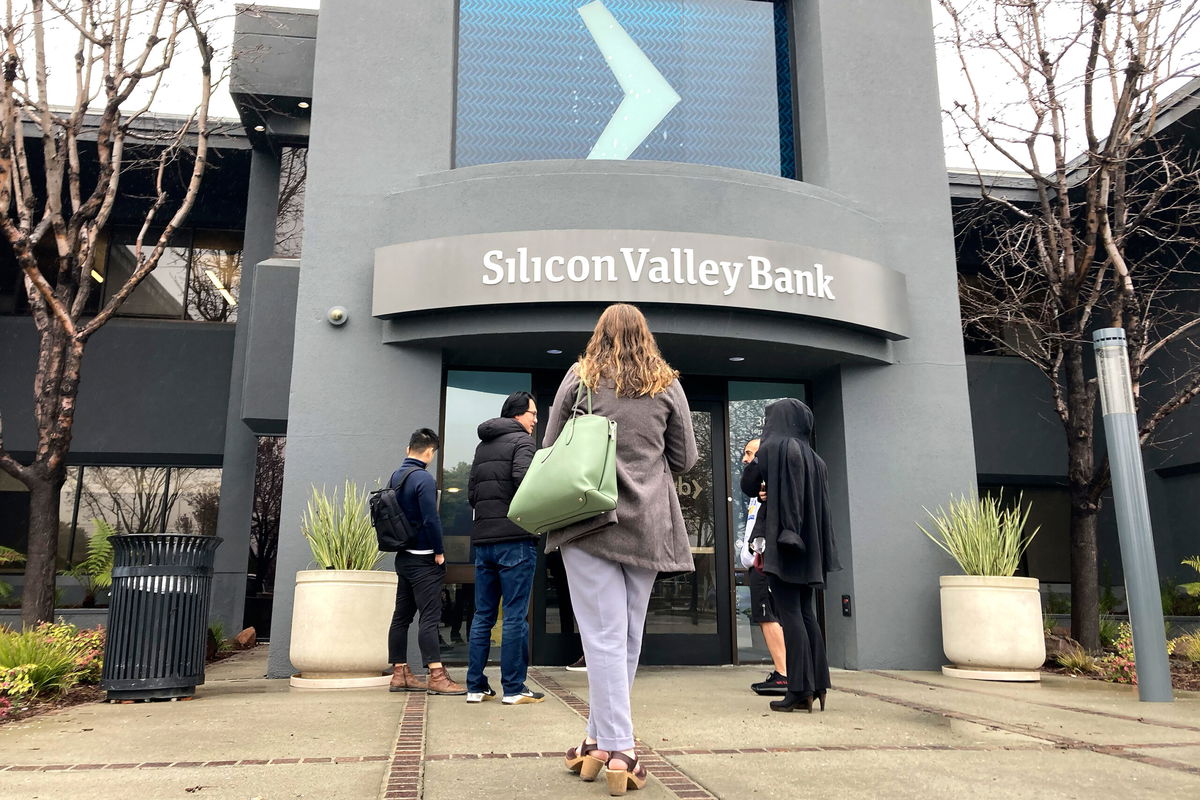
[482,247,834,300]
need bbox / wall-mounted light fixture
[326,306,348,326]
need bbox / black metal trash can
[101,534,222,701]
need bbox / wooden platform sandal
[605,751,647,796]
[564,740,607,781]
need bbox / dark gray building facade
[234,0,979,679]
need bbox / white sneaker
[465,688,496,703]
[502,690,545,705]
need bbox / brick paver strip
[378,688,428,800]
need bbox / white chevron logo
[578,1,681,160]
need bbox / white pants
[561,544,657,751]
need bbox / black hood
[477,417,529,442]
[761,398,813,443]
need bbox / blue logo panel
[455,0,795,178]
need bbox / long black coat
[467,417,536,545]
[741,399,840,586]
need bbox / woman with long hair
[741,398,840,713]
[548,303,697,796]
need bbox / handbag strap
[572,378,593,417]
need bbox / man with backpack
[464,391,545,705]
[386,428,466,695]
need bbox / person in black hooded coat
[740,398,841,712]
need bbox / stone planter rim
[940,575,1039,589]
[295,568,397,584]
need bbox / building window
[0,466,221,606]
[979,485,1070,583]
[100,230,243,322]
[275,147,307,259]
[455,0,796,178]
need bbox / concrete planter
[289,569,398,689]
[940,575,1046,681]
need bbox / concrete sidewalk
[1,647,1198,800]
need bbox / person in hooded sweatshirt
[464,391,546,705]
[740,398,841,713]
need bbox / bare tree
[248,436,283,595]
[941,0,1200,649]
[0,0,218,626]
[273,145,305,258]
[81,466,176,533]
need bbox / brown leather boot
[425,665,466,695]
[389,664,428,693]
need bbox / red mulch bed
[1044,656,1200,692]
[0,684,104,725]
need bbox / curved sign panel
[373,230,910,340]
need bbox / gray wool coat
[542,366,698,573]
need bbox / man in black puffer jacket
[464,391,545,705]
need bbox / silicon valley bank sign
[373,230,910,340]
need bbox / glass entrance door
[641,396,732,665]
[530,391,734,666]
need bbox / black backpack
[369,467,420,552]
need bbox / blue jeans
[466,539,538,695]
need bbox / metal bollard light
[1093,328,1172,702]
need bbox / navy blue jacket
[389,457,444,555]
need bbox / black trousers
[765,574,830,697]
[388,552,446,666]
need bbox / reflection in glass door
[438,370,532,664]
[641,400,731,665]
[727,381,809,665]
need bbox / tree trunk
[1069,500,1100,651]
[1064,341,1100,651]
[21,476,64,627]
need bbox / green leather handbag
[507,381,618,535]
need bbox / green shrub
[1099,615,1122,649]
[0,622,105,700]
[301,482,383,571]
[0,547,22,607]
[1181,556,1200,597]
[1044,587,1071,614]
[1096,623,1137,685]
[1171,632,1200,664]
[1055,645,1099,674]
[63,520,115,606]
[918,491,1039,577]
[208,621,233,654]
